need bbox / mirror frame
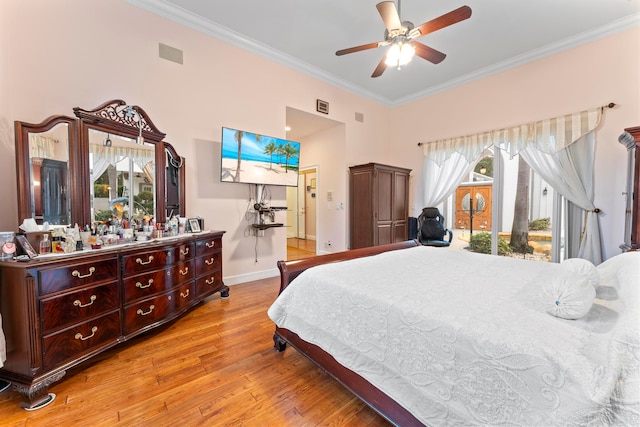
[15,100,185,228]
[15,115,81,226]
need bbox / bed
[268,241,640,426]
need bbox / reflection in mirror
[28,123,71,224]
[88,129,156,226]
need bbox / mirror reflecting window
[15,100,185,228]
[88,129,156,226]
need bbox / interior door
[297,175,306,239]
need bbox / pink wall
[1,0,637,283]
[0,0,387,282]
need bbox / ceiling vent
[316,99,329,115]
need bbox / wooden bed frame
[272,239,423,427]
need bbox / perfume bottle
[39,234,51,254]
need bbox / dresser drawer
[42,310,120,370]
[39,257,118,295]
[41,282,120,333]
[195,270,223,297]
[195,252,221,275]
[123,260,194,303]
[195,236,222,256]
[122,248,172,275]
[123,282,195,335]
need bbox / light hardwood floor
[286,238,316,261]
[0,277,391,426]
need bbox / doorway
[286,167,317,260]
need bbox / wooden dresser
[0,230,226,409]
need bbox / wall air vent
[316,99,329,115]
[159,43,184,65]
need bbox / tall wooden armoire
[349,163,411,249]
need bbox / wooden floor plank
[0,277,391,426]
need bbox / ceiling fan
[336,1,472,78]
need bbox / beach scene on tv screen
[221,127,299,186]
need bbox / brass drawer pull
[73,295,97,308]
[180,247,189,255]
[180,267,189,276]
[205,257,216,266]
[136,305,155,316]
[75,326,98,341]
[72,266,95,279]
[205,276,215,285]
[205,241,216,248]
[180,290,189,298]
[136,279,154,289]
[136,255,154,265]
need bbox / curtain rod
[416,102,616,147]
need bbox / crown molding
[125,1,639,108]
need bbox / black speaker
[408,217,418,240]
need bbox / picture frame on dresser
[188,218,201,233]
[14,234,37,259]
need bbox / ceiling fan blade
[371,56,387,78]
[376,1,402,33]
[411,5,472,39]
[336,41,383,56]
[412,42,446,64]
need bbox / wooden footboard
[273,239,422,426]
[276,239,419,293]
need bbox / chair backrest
[418,207,446,241]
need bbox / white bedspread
[268,246,640,426]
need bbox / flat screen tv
[220,127,300,187]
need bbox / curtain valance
[29,135,57,159]
[422,108,603,166]
[90,143,154,170]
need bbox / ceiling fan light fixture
[384,42,414,68]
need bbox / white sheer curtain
[422,134,493,207]
[29,135,56,159]
[420,107,605,263]
[89,143,154,185]
[520,133,601,263]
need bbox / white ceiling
[127,0,639,110]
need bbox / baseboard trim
[223,268,280,286]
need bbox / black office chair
[417,207,453,247]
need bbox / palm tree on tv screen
[263,141,277,169]
[233,130,262,182]
[233,130,244,182]
[282,142,299,173]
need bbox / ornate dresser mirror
[15,99,185,227]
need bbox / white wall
[1,0,637,284]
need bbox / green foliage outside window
[469,232,513,256]
[529,217,550,231]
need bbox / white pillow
[561,258,600,290]
[543,269,596,320]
